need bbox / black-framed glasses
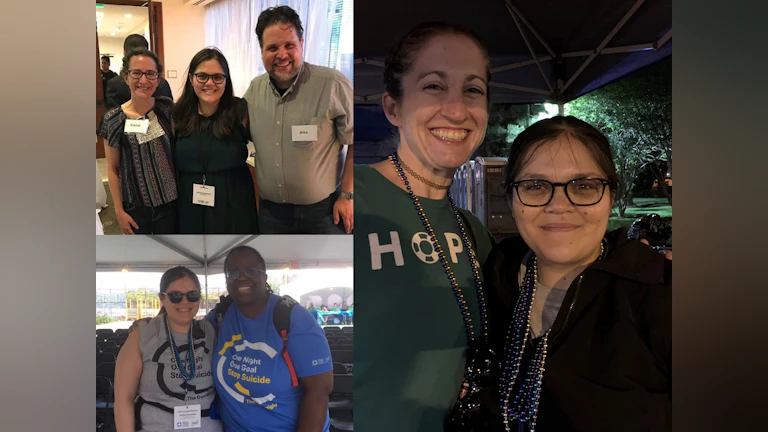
[193,73,227,84]
[225,267,266,279]
[507,178,610,207]
[161,291,201,303]
[127,69,159,80]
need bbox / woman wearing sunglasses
[98,48,178,235]
[114,266,222,432]
[173,48,258,234]
[484,116,671,431]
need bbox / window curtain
[205,0,353,98]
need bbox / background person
[101,55,118,95]
[105,34,173,111]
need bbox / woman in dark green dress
[173,48,258,233]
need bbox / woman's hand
[640,239,672,260]
[116,209,139,235]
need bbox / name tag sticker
[174,404,201,430]
[124,119,149,134]
[193,184,215,207]
[292,125,318,142]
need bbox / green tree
[567,59,672,215]
[481,104,547,157]
[96,313,116,325]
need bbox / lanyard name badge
[165,316,202,430]
[124,117,150,135]
[193,131,215,207]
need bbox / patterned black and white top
[97,96,178,207]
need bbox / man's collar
[269,62,307,97]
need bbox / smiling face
[160,276,201,328]
[510,135,613,268]
[383,33,489,175]
[125,55,159,100]
[260,22,304,89]
[191,58,226,107]
[225,250,269,307]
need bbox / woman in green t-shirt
[354,22,497,432]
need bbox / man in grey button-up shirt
[244,6,354,234]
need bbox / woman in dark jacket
[484,116,671,432]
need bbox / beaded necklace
[389,153,488,342]
[500,241,606,432]
[164,314,197,404]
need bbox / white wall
[154,0,207,100]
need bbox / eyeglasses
[193,73,227,84]
[126,69,159,80]
[161,291,201,303]
[225,267,266,279]
[507,178,610,207]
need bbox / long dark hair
[173,47,240,140]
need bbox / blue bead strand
[389,153,488,345]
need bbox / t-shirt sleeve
[97,108,123,148]
[330,74,353,146]
[286,305,333,377]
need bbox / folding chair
[330,350,353,364]
[97,353,116,365]
[103,346,122,357]
[97,341,117,351]
[96,376,113,432]
[329,373,354,430]
[107,336,126,346]
[96,362,116,381]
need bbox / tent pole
[506,3,553,93]
[562,0,646,92]
[558,102,564,116]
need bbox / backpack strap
[214,295,233,329]
[273,295,299,387]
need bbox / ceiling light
[110,32,115,36]
[125,14,132,18]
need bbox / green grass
[608,198,672,242]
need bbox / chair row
[329,361,353,431]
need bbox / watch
[339,191,354,201]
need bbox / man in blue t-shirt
[206,245,333,432]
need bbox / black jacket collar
[498,227,665,284]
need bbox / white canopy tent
[96,235,354,307]
[96,235,353,272]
